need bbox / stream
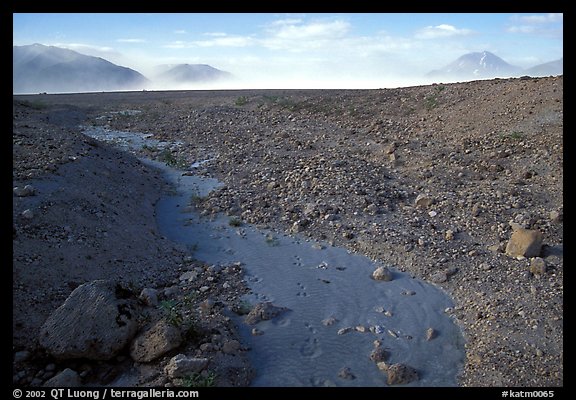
[83,126,466,387]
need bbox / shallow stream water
[83,126,465,387]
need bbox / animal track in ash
[299,337,322,358]
[304,321,318,334]
[296,282,308,297]
[293,255,304,267]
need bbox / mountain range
[13,44,562,93]
[427,51,562,81]
[13,44,234,94]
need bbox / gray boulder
[39,280,139,360]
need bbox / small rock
[505,228,543,258]
[370,347,389,362]
[245,302,288,325]
[199,286,210,293]
[199,298,215,313]
[13,185,36,197]
[178,271,198,282]
[355,325,367,333]
[372,266,393,281]
[14,350,31,363]
[163,286,180,297]
[322,317,338,326]
[428,210,437,217]
[338,367,356,380]
[130,319,182,362]
[21,209,34,219]
[415,194,433,207]
[199,343,214,352]
[445,230,454,240]
[549,210,563,223]
[337,327,353,335]
[139,288,159,307]
[43,368,81,387]
[529,257,547,276]
[425,327,437,341]
[222,340,241,354]
[380,363,419,385]
[251,328,264,336]
[164,354,208,379]
[402,290,416,296]
[430,271,448,283]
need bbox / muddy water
[83,126,466,387]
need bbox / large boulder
[39,280,139,360]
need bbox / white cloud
[164,41,187,49]
[192,36,254,47]
[173,29,187,34]
[269,19,350,40]
[116,38,146,43]
[415,24,474,39]
[261,19,351,52]
[507,13,563,36]
[54,42,115,53]
[515,13,563,24]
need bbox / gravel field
[13,75,563,387]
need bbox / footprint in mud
[296,282,308,297]
[300,337,322,358]
[304,322,318,334]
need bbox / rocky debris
[244,302,288,325]
[338,367,356,380]
[372,266,393,281]
[13,184,36,197]
[529,257,547,276]
[13,76,563,387]
[377,362,419,385]
[164,354,209,379]
[39,280,139,360]
[43,368,81,387]
[505,228,544,258]
[130,319,183,363]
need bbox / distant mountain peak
[427,51,523,80]
[156,63,234,83]
[13,44,149,93]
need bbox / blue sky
[13,13,563,88]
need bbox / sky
[13,13,564,89]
